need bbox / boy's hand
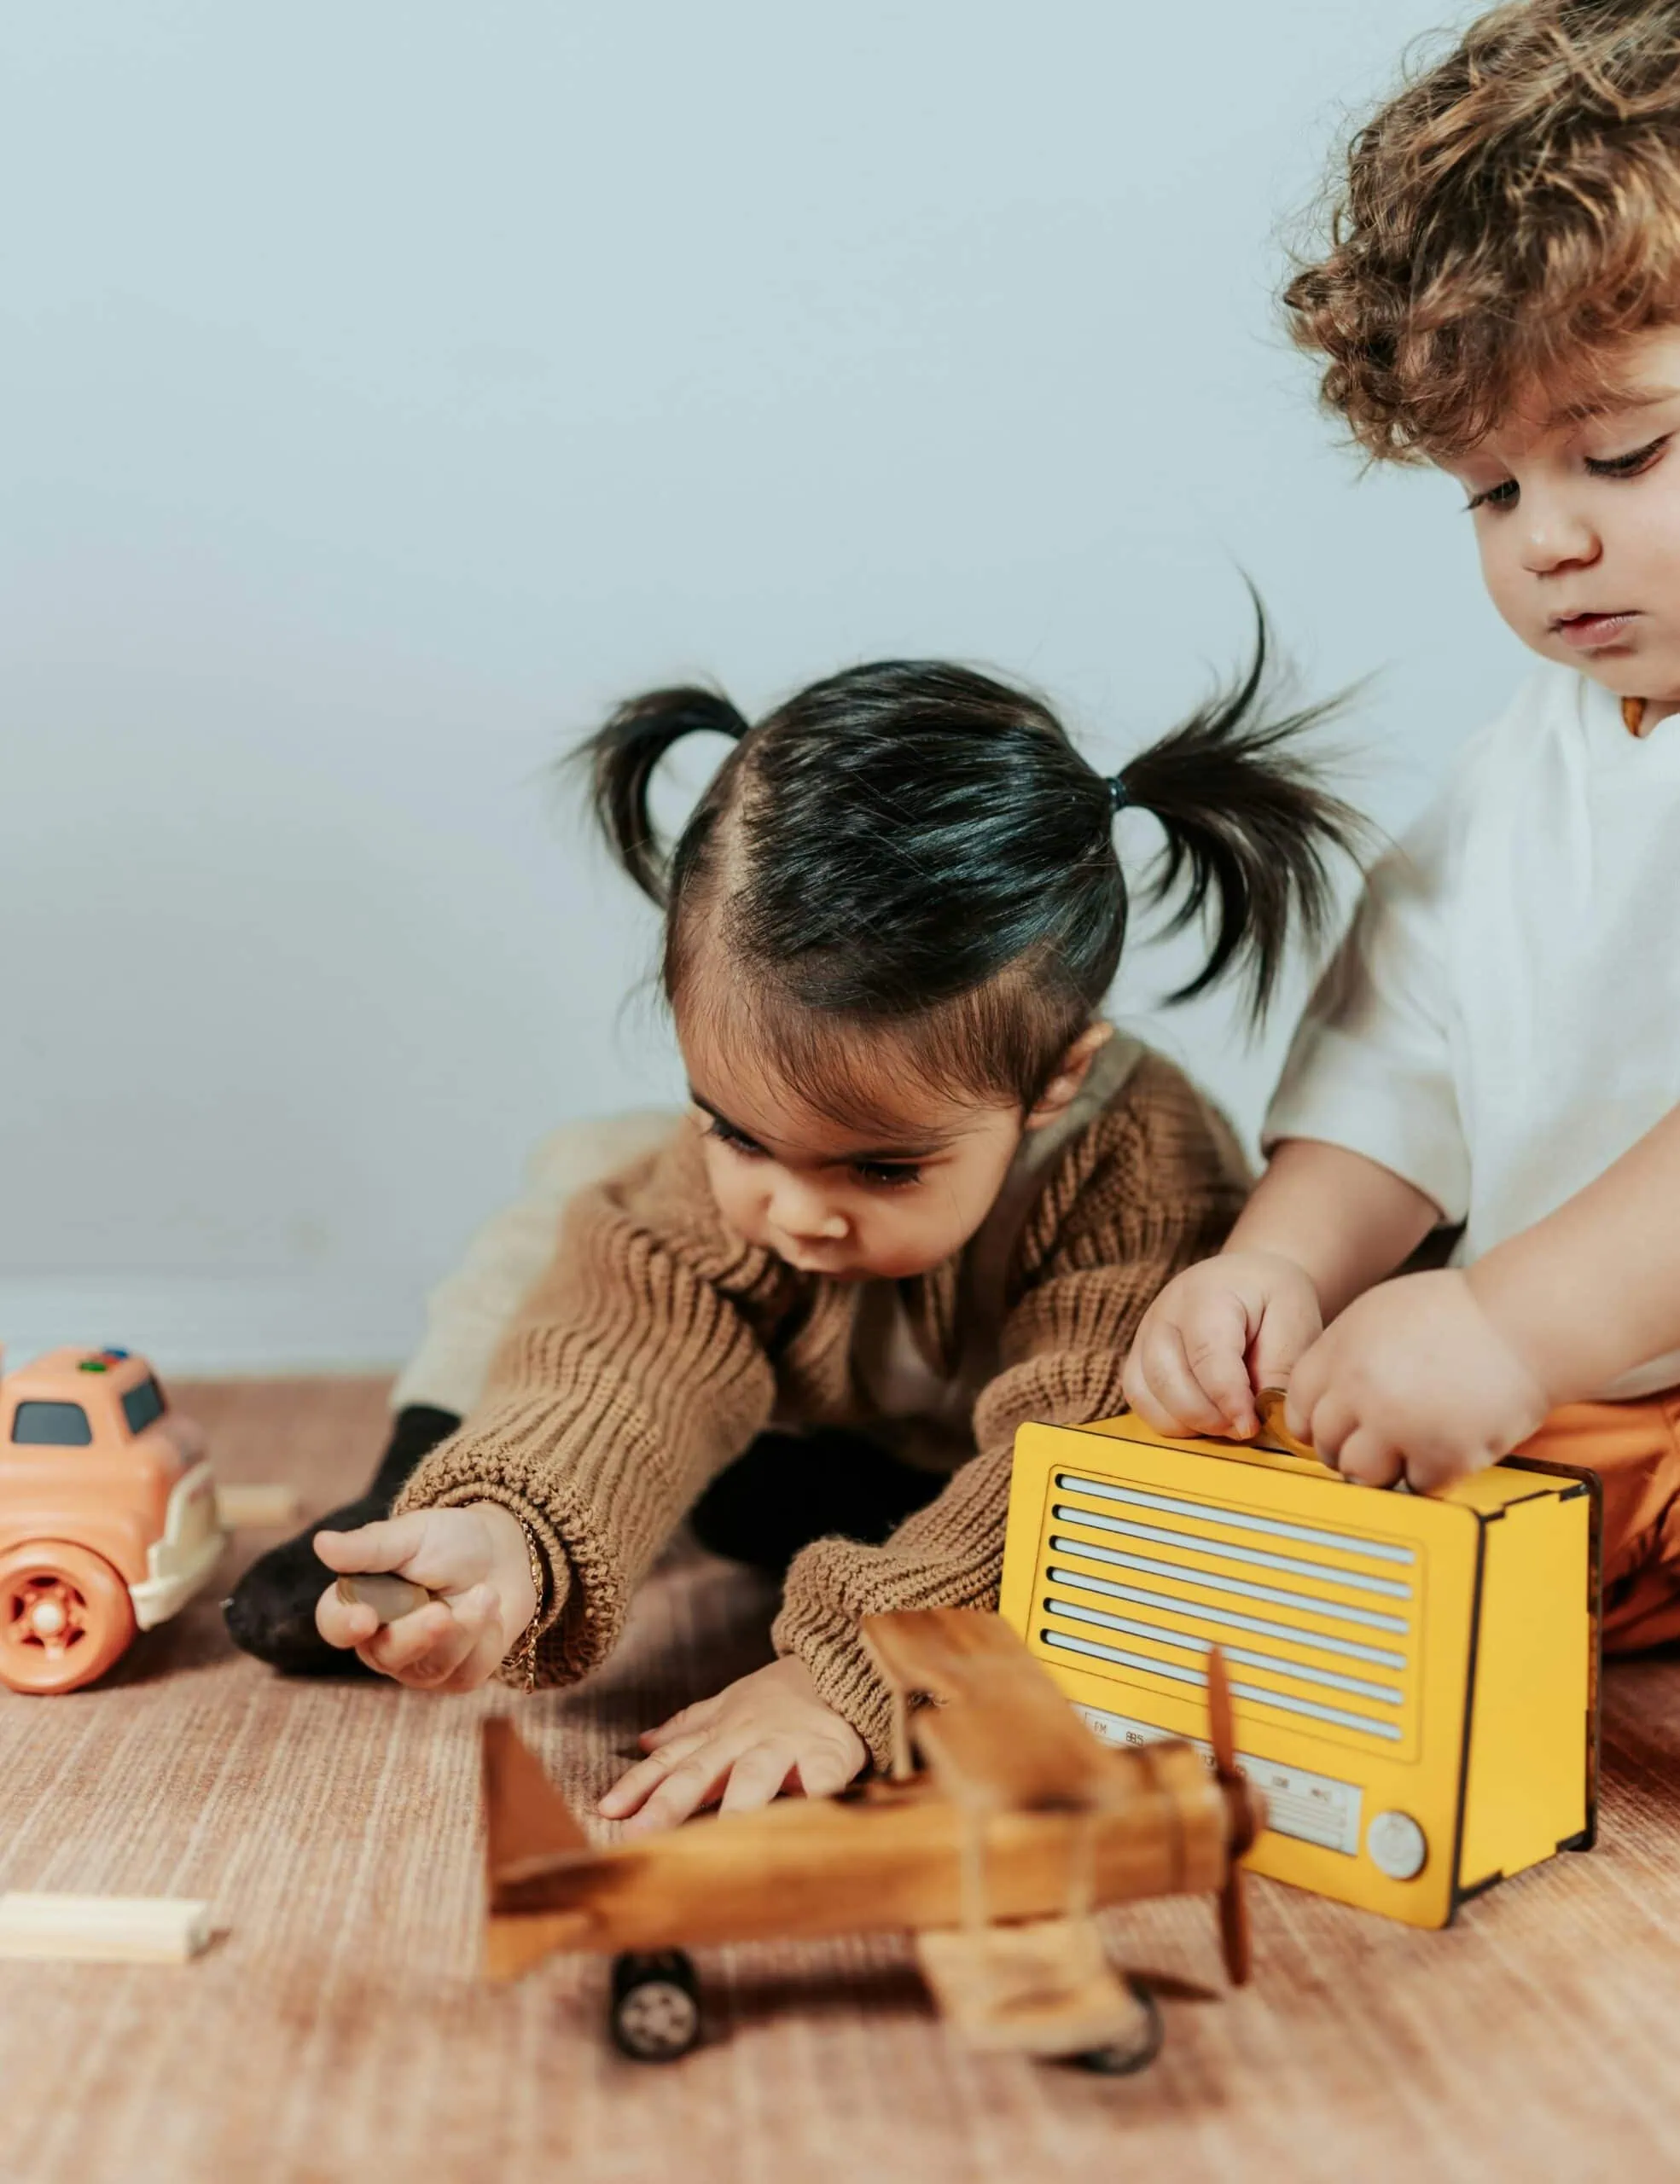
[1286,1269,1549,1493]
[1123,1250,1325,1438]
[597,1657,866,1836]
[311,1502,537,1691]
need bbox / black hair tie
[1107,772,1131,813]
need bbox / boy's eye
[852,1161,921,1190]
[1586,433,1671,479]
[1465,478,1520,513]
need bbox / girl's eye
[1465,478,1520,513]
[852,1161,921,1190]
[1586,433,1671,479]
[705,1117,764,1158]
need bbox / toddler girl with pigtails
[228,625,1361,1829]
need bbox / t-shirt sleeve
[1263,793,1470,1224]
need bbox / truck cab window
[120,1378,166,1435]
[11,1402,94,1447]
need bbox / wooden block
[216,1482,301,1529]
[916,1916,1146,2057]
[336,1572,432,1625]
[0,1892,212,1964]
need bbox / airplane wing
[915,1914,1155,2059]
[483,1714,590,1882]
[861,1609,1132,1815]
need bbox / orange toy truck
[0,1347,225,1693]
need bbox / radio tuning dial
[1366,1809,1427,1880]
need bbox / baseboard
[0,1274,419,1378]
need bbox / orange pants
[1517,1391,1680,1653]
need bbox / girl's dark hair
[579,607,1363,1120]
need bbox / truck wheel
[1069,1979,1165,2077]
[0,1542,137,1694]
[608,1950,702,2061]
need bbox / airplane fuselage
[486,1738,1248,1978]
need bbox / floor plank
[3,1377,1679,2184]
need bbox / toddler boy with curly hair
[1126,0,1680,1653]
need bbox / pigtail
[579,687,749,905]
[1115,597,1366,1021]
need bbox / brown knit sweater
[395,1048,1247,1765]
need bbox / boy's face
[1446,328,1680,716]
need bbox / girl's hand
[1286,1269,1550,1493]
[312,1503,537,1691]
[597,1657,866,1836]
[1123,1249,1325,1438]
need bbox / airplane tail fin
[481,1714,590,1881]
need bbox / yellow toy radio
[999,1403,1600,1929]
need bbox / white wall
[1,0,1524,1374]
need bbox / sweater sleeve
[394,1125,793,1687]
[770,1056,1248,1767]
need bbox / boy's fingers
[1183,1290,1264,1433]
[1136,1326,1234,1438]
[1121,1342,1168,1429]
[1248,1290,1323,1396]
[1338,1427,1404,1490]
[1299,1390,1357,1472]
[1283,1340,1328,1444]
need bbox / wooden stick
[336,1572,433,1625]
[216,1483,301,1529]
[0,1893,212,1964]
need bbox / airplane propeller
[1205,1646,1253,1987]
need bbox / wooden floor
[4,1378,1680,2184]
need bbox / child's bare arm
[1224,1139,1443,1318]
[1287,1101,1680,1490]
[1466,1102,1680,1403]
[1124,1139,1440,1437]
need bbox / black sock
[221,1404,462,1676]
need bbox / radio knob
[1367,1809,1427,1880]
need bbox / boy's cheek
[1474,535,1537,648]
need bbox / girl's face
[1447,327,1680,720]
[680,1014,1107,1282]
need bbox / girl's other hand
[1285,1269,1549,1492]
[1123,1249,1324,1438]
[598,1657,867,1836]
[311,1502,537,1691]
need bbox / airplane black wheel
[1069,1978,1164,2077]
[609,1949,702,2062]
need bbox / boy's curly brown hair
[1286,0,1680,461]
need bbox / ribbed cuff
[772,1583,898,1772]
[392,1468,582,1688]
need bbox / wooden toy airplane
[480,1607,1265,2069]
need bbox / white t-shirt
[1264,660,1680,1401]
